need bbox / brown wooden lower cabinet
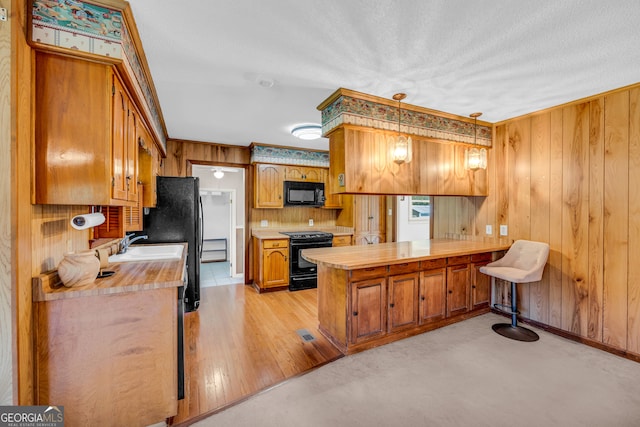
[326,252,493,354]
[419,267,447,324]
[446,257,471,317]
[350,277,387,344]
[253,237,289,291]
[471,253,492,310]
[388,272,419,333]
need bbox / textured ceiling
[129,0,640,151]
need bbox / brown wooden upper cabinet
[254,163,342,209]
[254,164,285,208]
[284,165,323,182]
[328,126,488,196]
[34,52,148,206]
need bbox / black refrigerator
[137,176,202,312]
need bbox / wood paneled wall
[163,139,251,177]
[433,83,640,356]
[1,0,13,405]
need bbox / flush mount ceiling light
[212,168,224,179]
[291,124,322,140]
[388,93,412,165]
[464,112,487,171]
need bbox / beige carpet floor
[192,313,640,427]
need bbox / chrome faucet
[119,233,148,254]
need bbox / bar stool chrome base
[492,323,539,342]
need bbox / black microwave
[283,181,325,207]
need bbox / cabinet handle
[421,296,425,301]
[448,290,453,294]
[389,303,395,308]
[472,285,476,289]
[353,311,358,316]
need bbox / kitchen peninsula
[302,238,511,354]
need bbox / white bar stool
[480,240,550,342]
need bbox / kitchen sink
[108,244,184,263]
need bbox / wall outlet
[308,219,314,226]
[485,225,493,235]
[260,220,268,227]
[500,225,508,236]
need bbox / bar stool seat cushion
[480,240,549,283]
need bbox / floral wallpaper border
[31,0,167,150]
[321,95,492,147]
[251,145,330,167]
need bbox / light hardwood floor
[170,284,343,426]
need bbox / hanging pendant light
[388,93,412,165]
[464,112,487,171]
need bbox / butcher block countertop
[32,243,187,302]
[302,238,512,270]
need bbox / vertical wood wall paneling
[561,102,590,335]
[588,98,605,341]
[493,124,510,306]
[602,91,629,350]
[627,87,640,355]
[529,113,551,323]
[1,0,13,405]
[548,108,564,328]
[508,118,532,317]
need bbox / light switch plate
[485,225,493,235]
[309,219,314,226]
[500,225,508,236]
[260,220,268,227]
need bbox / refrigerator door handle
[199,196,204,259]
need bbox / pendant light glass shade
[465,112,487,171]
[388,93,412,165]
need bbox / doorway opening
[192,165,245,287]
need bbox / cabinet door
[419,268,446,324]
[350,278,387,344]
[255,164,284,208]
[353,195,386,241]
[284,166,323,182]
[471,261,491,310]
[111,73,129,202]
[126,106,139,202]
[263,248,289,288]
[446,264,470,317]
[388,273,419,333]
[322,168,343,208]
[124,184,143,232]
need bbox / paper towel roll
[71,212,106,230]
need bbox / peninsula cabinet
[419,259,447,324]
[328,126,488,196]
[350,277,387,344]
[308,240,508,355]
[34,52,141,206]
[254,164,285,208]
[446,256,471,317]
[253,237,289,291]
[387,272,420,333]
[470,253,492,310]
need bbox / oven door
[290,240,332,276]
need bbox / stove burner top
[280,231,334,240]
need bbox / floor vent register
[296,329,316,342]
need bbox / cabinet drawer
[420,258,446,270]
[263,239,288,249]
[332,235,352,246]
[447,255,471,266]
[388,261,420,275]
[350,266,387,281]
[471,252,492,262]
